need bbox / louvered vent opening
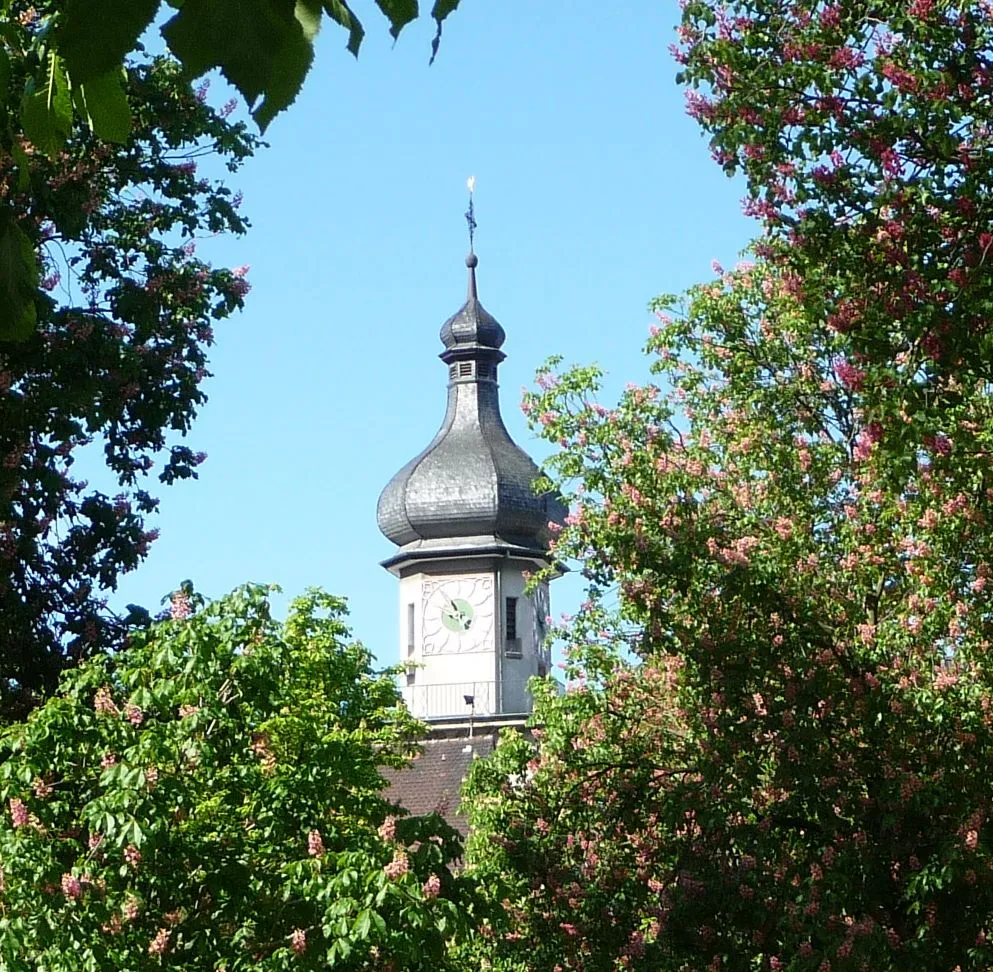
[458,361,473,378]
[449,364,457,379]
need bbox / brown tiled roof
[382,735,494,835]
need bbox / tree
[677,0,993,425]
[0,24,260,720]
[0,585,475,970]
[462,9,993,967]
[1,0,466,338]
[464,255,993,971]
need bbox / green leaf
[429,0,461,63]
[295,0,323,42]
[354,909,371,939]
[21,52,72,156]
[0,206,38,342]
[76,68,132,143]
[323,0,364,56]
[374,0,417,40]
[162,0,314,131]
[57,0,162,83]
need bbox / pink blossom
[773,517,793,540]
[122,895,141,921]
[100,752,118,770]
[124,844,141,868]
[834,359,866,391]
[9,798,28,828]
[820,4,840,26]
[307,829,324,857]
[147,928,170,955]
[422,873,441,898]
[290,928,307,954]
[378,815,397,841]
[170,590,192,620]
[93,686,118,716]
[124,703,144,726]
[384,850,409,880]
[61,873,82,899]
[935,670,959,691]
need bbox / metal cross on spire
[465,175,477,252]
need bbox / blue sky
[108,0,754,665]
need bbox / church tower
[376,249,565,726]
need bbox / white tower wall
[397,561,552,721]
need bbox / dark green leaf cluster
[0,41,260,720]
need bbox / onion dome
[377,253,565,571]
[439,252,506,351]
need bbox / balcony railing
[400,679,536,720]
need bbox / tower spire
[465,175,478,301]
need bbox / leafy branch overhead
[0,0,463,342]
[59,0,463,137]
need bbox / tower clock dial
[532,583,550,646]
[422,575,494,654]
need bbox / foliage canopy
[0,35,258,719]
[464,5,993,967]
[0,585,475,970]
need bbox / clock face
[532,583,551,665]
[532,584,549,641]
[422,575,494,655]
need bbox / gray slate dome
[377,254,565,569]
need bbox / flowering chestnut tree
[0,8,260,720]
[0,585,474,970]
[676,0,993,416]
[464,257,993,971]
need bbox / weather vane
[465,175,477,252]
